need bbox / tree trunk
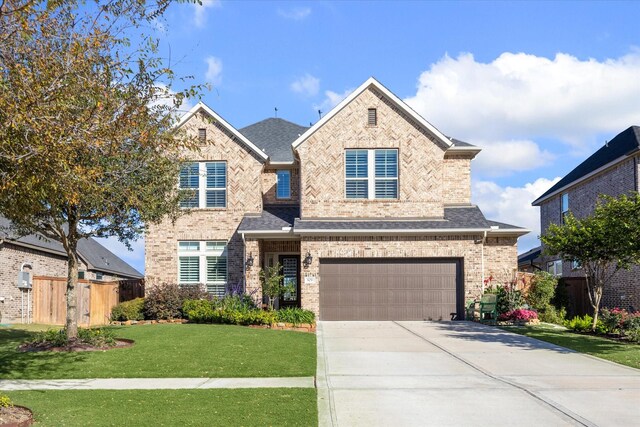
[65,245,80,340]
[592,286,603,332]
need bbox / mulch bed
[0,406,33,427]
[17,338,134,353]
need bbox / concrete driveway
[316,321,640,427]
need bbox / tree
[0,0,203,339]
[541,193,640,331]
[259,263,285,310]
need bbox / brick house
[146,77,528,321]
[532,126,640,312]
[0,216,143,323]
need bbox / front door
[279,255,300,308]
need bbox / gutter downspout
[481,231,488,293]
[241,232,246,292]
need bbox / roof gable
[239,118,308,163]
[175,102,269,161]
[533,126,640,205]
[291,77,453,150]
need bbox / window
[198,128,207,143]
[178,241,228,297]
[276,170,291,199]
[345,149,398,199]
[368,108,377,126]
[547,259,562,276]
[96,272,103,281]
[571,260,582,270]
[561,193,569,223]
[78,271,85,279]
[179,162,227,209]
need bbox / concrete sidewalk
[0,376,315,391]
[317,321,640,427]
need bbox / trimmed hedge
[275,308,315,325]
[182,299,315,327]
[111,298,145,321]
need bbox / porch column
[244,238,263,306]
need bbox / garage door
[319,258,461,321]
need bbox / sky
[96,0,640,274]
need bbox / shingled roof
[533,126,640,205]
[239,118,309,163]
[0,216,142,279]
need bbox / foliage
[28,327,116,347]
[551,278,570,310]
[182,299,276,326]
[275,308,316,325]
[600,308,640,342]
[0,0,204,339]
[538,305,567,325]
[542,193,640,331]
[111,298,145,321]
[497,309,538,322]
[259,263,285,309]
[143,283,209,320]
[565,315,597,333]
[527,272,557,312]
[0,394,12,408]
[485,280,525,314]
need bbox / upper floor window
[345,149,398,199]
[179,162,227,209]
[276,170,291,199]
[561,193,569,223]
[547,259,562,277]
[95,272,104,281]
[178,241,227,297]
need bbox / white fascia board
[531,154,631,206]
[294,227,529,237]
[174,102,269,161]
[445,145,482,157]
[291,77,452,150]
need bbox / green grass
[6,389,317,426]
[0,324,316,379]
[503,324,640,370]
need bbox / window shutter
[179,256,200,283]
[198,128,206,143]
[368,108,377,126]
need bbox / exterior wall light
[303,252,313,268]
[245,253,254,269]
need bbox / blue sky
[97,0,640,274]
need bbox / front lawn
[7,388,317,426]
[503,324,640,370]
[0,324,316,379]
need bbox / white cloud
[193,0,221,28]
[278,7,311,21]
[472,139,555,176]
[314,87,355,114]
[94,236,145,274]
[150,83,195,114]
[204,56,223,86]
[472,177,561,252]
[291,74,320,97]
[405,52,640,146]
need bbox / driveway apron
[316,321,640,427]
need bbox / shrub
[0,394,12,408]
[143,283,209,320]
[600,308,625,334]
[487,285,525,314]
[111,298,145,321]
[565,315,595,333]
[539,306,567,325]
[527,272,557,312]
[215,294,256,311]
[497,309,538,322]
[29,327,116,347]
[276,308,315,325]
[182,299,276,326]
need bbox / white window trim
[345,149,398,200]
[547,259,562,277]
[180,162,227,209]
[276,170,291,199]
[177,241,228,296]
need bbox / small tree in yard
[259,263,285,310]
[541,193,640,331]
[0,0,204,340]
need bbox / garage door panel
[320,258,460,321]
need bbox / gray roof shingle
[0,216,142,278]
[239,118,308,163]
[238,205,300,231]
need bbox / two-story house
[533,126,640,312]
[145,77,528,321]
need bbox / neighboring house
[146,77,528,321]
[0,216,143,323]
[518,246,542,273]
[532,126,640,312]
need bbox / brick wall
[296,87,453,219]
[442,155,472,204]
[539,154,640,311]
[145,110,264,287]
[298,235,516,316]
[261,167,300,205]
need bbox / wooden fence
[32,276,144,326]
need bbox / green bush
[538,305,567,325]
[486,285,525,314]
[111,298,145,321]
[276,308,315,325]
[29,327,116,347]
[0,394,12,408]
[182,299,276,326]
[144,283,209,320]
[625,327,640,343]
[565,315,595,332]
[527,272,557,312]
